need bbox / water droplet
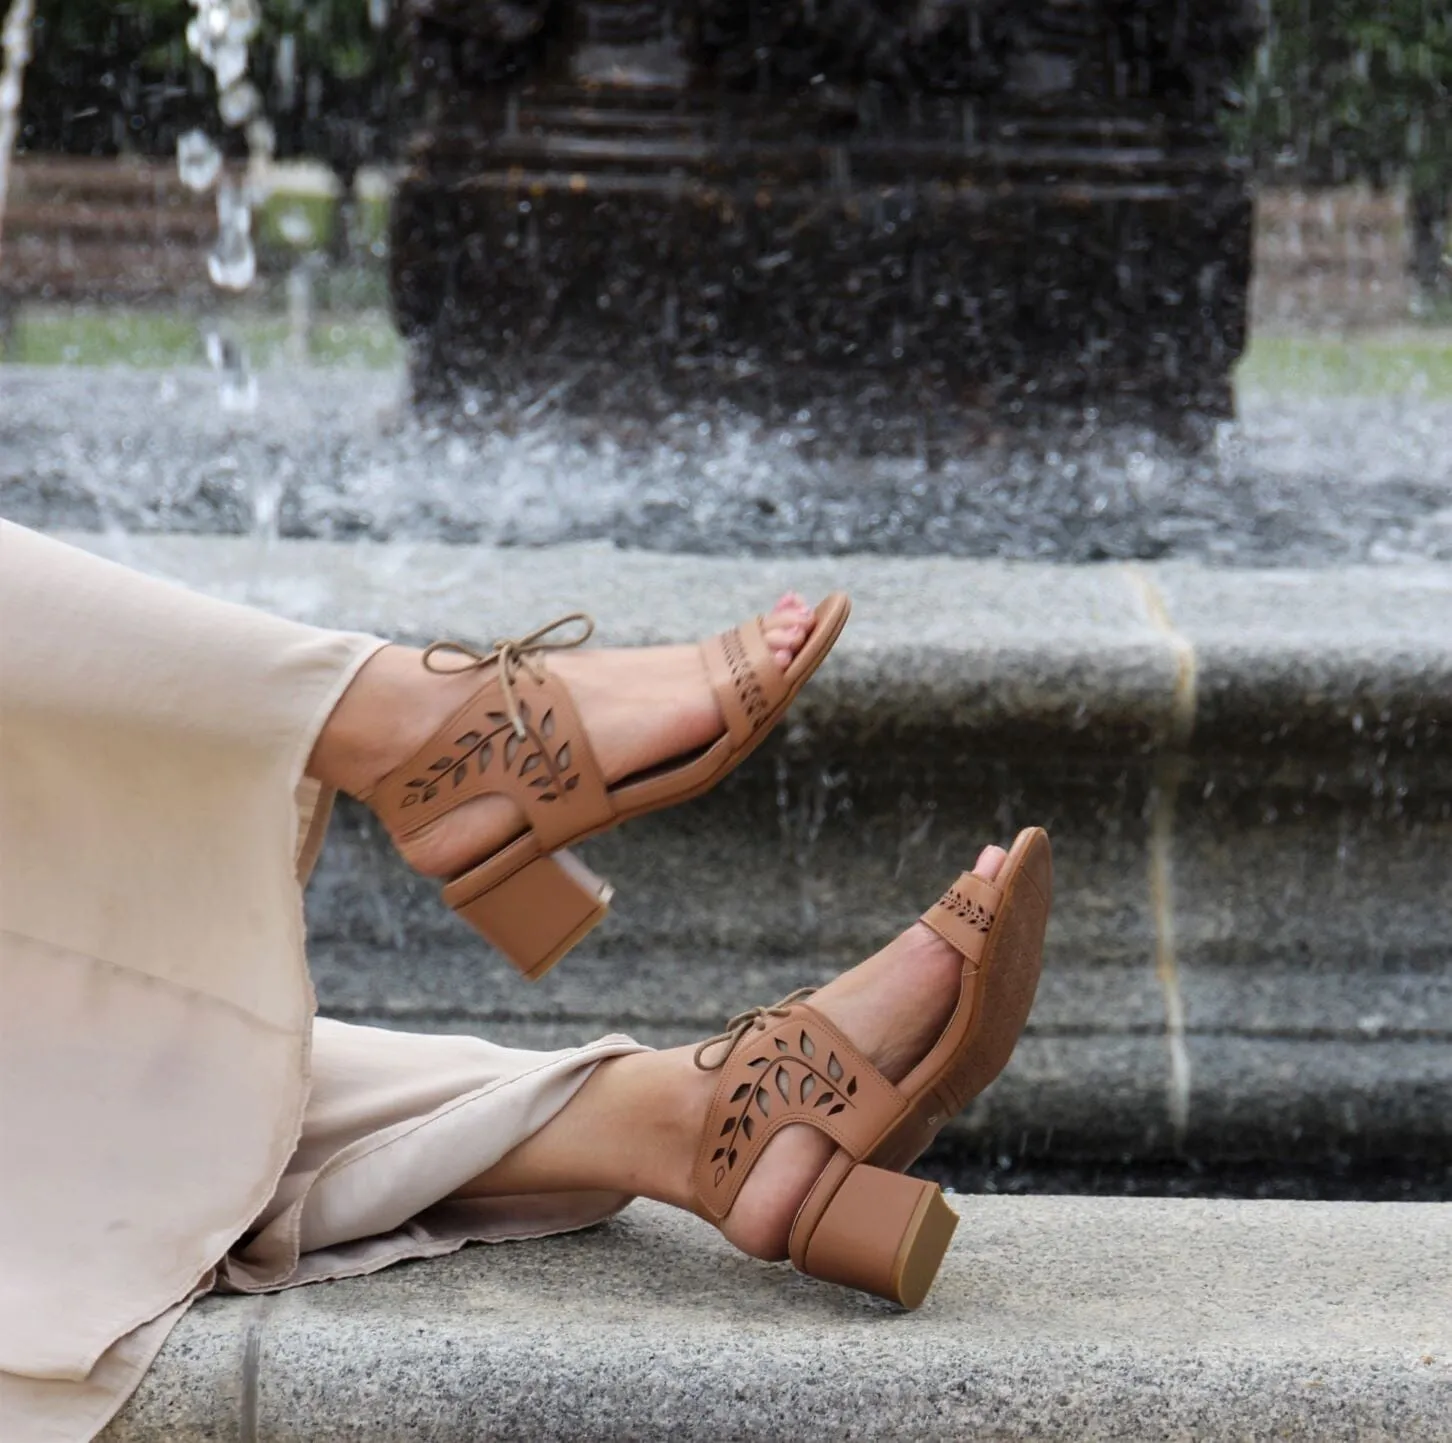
[207,181,256,290]
[203,0,230,42]
[176,129,222,192]
[277,208,315,247]
[225,0,261,44]
[218,79,260,128]
[211,35,248,90]
[245,116,275,161]
[203,329,258,413]
[275,32,297,107]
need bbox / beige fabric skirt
[0,523,646,1443]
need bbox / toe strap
[691,1002,906,1225]
[920,872,1004,966]
[701,615,790,747]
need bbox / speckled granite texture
[104,1194,1452,1441]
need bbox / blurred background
[3,2,1448,385]
[2,0,1450,556]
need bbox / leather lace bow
[693,988,818,1071]
[422,612,595,740]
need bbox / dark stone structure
[389,1,1262,448]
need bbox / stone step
[58,534,1452,1166]
[104,1195,1452,1442]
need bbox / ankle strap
[420,613,594,739]
[691,1000,906,1224]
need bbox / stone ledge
[104,1195,1452,1442]
[51,535,1452,757]
[48,535,1452,1165]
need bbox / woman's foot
[456,843,1010,1265]
[310,592,821,876]
[712,841,1007,1260]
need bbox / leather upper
[691,1002,906,1224]
[692,865,1017,1224]
[362,611,792,855]
[919,870,1003,966]
[361,664,614,853]
[701,616,790,747]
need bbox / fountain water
[177,0,276,411]
[0,0,35,251]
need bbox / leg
[454,845,1009,1262]
[306,592,823,880]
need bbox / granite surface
[105,1195,1452,1442]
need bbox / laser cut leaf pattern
[708,1023,859,1188]
[399,700,581,810]
[720,625,771,731]
[936,883,995,932]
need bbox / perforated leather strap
[691,1002,907,1224]
[361,664,613,851]
[700,615,790,747]
[920,871,1003,965]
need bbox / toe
[763,618,806,648]
[766,589,813,624]
[762,598,814,671]
[973,844,1009,880]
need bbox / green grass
[10,310,206,367]
[1236,333,1452,397]
[7,307,1452,398]
[6,307,404,370]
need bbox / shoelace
[692,987,818,1071]
[421,613,595,740]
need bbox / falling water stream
[175,0,275,409]
[0,0,35,247]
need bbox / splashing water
[0,0,36,250]
[5,366,1449,568]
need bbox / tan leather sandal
[690,827,1051,1309]
[360,596,851,980]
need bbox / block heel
[791,1160,958,1309]
[446,849,613,981]
[690,833,1050,1309]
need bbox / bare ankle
[307,645,436,797]
[625,1048,717,1210]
